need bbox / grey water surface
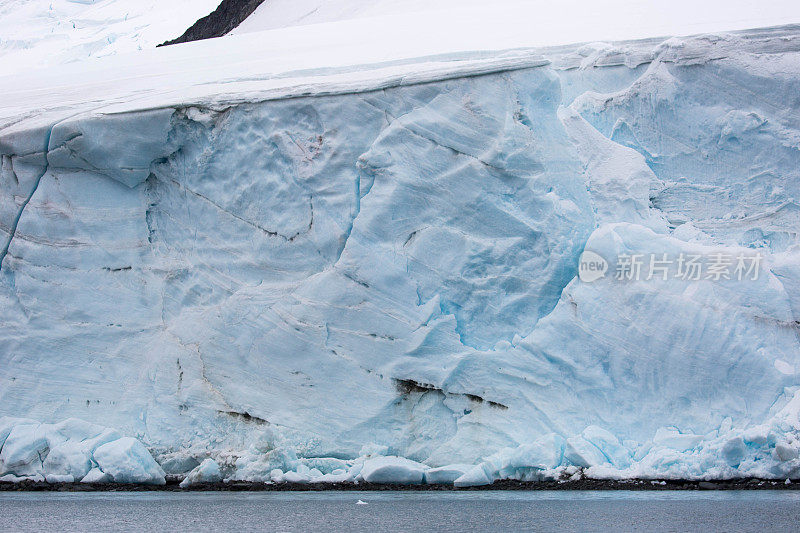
[2,490,799,532]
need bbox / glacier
[0,0,222,75]
[2,24,800,485]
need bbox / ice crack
[0,127,52,272]
[168,178,313,242]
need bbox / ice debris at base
[93,437,167,485]
[81,468,111,484]
[0,417,165,485]
[2,25,800,484]
[3,409,800,485]
[179,458,223,487]
[424,464,474,485]
[360,456,427,484]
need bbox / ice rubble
[3,396,800,485]
[1,23,800,485]
[180,458,223,487]
[0,417,165,484]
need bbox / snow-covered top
[2,0,800,135]
[3,0,800,82]
[0,0,221,73]
[233,0,800,36]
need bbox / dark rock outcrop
[159,0,267,46]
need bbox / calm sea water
[2,490,799,532]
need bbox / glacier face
[2,28,800,483]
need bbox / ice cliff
[2,26,800,485]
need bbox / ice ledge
[4,409,799,486]
[3,24,800,143]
